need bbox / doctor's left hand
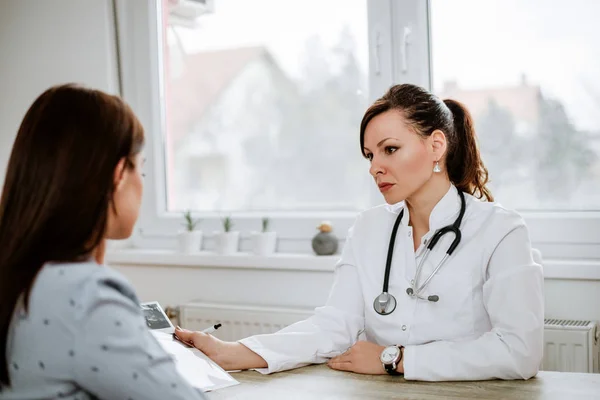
[327,341,399,375]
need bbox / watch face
[380,346,400,364]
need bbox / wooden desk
[207,365,600,400]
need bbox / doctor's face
[363,110,435,204]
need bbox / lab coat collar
[384,185,461,231]
[428,184,461,231]
[384,201,407,225]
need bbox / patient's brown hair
[0,84,144,388]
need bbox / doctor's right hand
[174,326,267,371]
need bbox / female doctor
[175,83,545,381]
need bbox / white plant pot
[251,231,277,256]
[177,230,203,254]
[215,231,240,255]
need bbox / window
[162,0,371,213]
[430,0,600,211]
[116,0,599,259]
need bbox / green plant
[182,210,199,232]
[261,217,270,233]
[222,216,233,232]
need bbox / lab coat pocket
[420,269,476,341]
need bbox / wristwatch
[380,345,403,375]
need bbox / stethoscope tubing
[377,190,466,312]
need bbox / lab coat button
[410,280,414,285]
[408,231,412,237]
[401,325,407,331]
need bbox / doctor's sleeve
[403,222,544,381]
[238,225,366,374]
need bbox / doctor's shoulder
[334,205,394,250]
[465,195,531,246]
[347,204,396,234]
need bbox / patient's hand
[174,326,267,371]
[174,327,224,361]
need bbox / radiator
[178,302,313,342]
[178,303,600,373]
[542,318,599,373]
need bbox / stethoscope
[373,190,466,315]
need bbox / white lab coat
[239,185,544,381]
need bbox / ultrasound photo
[141,302,172,330]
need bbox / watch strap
[384,363,401,375]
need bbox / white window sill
[106,249,600,280]
[543,259,600,280]
[105,249,338,272]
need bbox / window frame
[114,0,600,261]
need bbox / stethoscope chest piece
[373,292,397,315]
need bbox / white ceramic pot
[215,231,240,255]
[177,230,203,253]
[251,231,277,256]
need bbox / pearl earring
[433,161,441,173]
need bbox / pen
[201,323,222,334]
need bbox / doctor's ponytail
[443,99,493,202]
[360,84,493,202]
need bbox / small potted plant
[251,217,277,256]
[215,216,239,254]
[178,210,202,253]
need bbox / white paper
[151,331,239,392]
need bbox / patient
[0,84,206,399]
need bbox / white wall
[544,279,600,322]
[111,263,600,325]
[113,264,334,311]
[0,0,119,188]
